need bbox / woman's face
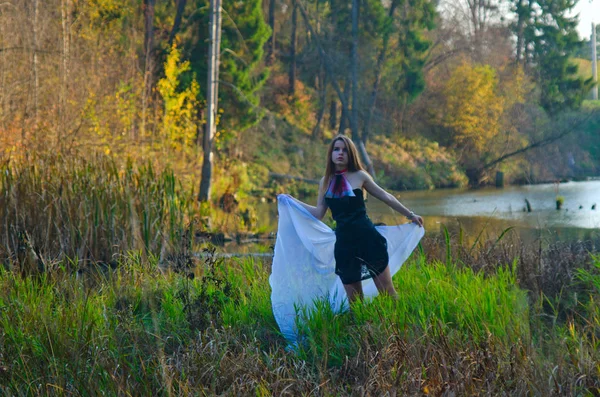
[331,139,349,169]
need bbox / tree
[60,0,72,144]
[266,0,276,64]
[439,62,506,183]
[199,0,222,202]
[182,0,270,135]
[509,0,594,113]
[442,63,504,148]
[168,0,188,46]
[141,0,156,137]
[293,0,435,173]
[289,2,297,95]
[379,0,435,133]
[32,0,40,130]
[573,24,599,59]
[157,44,200,149]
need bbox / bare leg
[343,281,364,304]
[372,266,398,299]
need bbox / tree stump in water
[495,171,504,188]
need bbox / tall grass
[0,153,199,271]
[3,253,597,395]
[0,251,240,395]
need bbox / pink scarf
[325,170,356,198]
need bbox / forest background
[0,0,599,231]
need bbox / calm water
[364,180,600,245]
[218,180,600,253]
[393,180,600,228]
[258,180,599,240]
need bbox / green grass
[1,253,598,395]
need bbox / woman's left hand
[410,214,424,227]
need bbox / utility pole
[199,0,222,202]
[141,0,156,139]
[592,22,598,100]
[61,0,71,146]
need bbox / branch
[424,47,469,72]
[218,80,269,116]
[220,7,251,56]
[168,0,187,46]
[292,0,349,113]
[0,47,59,55]
[481,111,599,171]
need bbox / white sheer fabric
[270,194,425,344]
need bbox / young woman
[283,135,424,303]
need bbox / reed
[0,153,199,273]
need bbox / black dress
[325,188,389,285]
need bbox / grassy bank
[1,252,599,395]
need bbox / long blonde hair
[322,135,365,193]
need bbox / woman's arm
[360,171,424,227]
[286,178,328,220]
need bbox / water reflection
[388,180,600,229]
[217,180,600,253]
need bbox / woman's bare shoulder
[355,170,372,181]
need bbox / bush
[369,135,468,190]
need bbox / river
[223,180,600,253]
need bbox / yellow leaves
[499,65,533,109]
[157,44,201,150]
[442,62,505,153]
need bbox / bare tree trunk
[214,2,222,114]
[362,0,398,145]
[141,0,156,139]
[0,19,5,129]
[31,0,39,132]
[293,0,350,125]
[312,70,327,139]
[267,0,276,64]
[199,0,222,202]
[350,0,373,174]
[329,100,337,130]
[350,0,359,139]
[592,22,598,100]
[60,0,71,146]
[338,77,349,135]
[168,0,187,46]
[289,3,297,95]
[316,0,320,33]
[515,0,525,65]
